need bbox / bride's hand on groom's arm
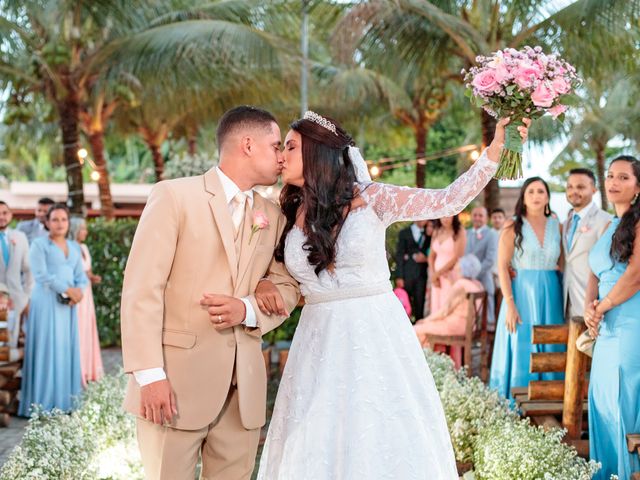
[255,279,288,317]
[486,117,532,162]
[140,379,177,425]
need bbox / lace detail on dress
[512,217,561,270]
[359,149,497,227]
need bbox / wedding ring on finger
[217,314,223,324]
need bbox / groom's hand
[200,294,246,330]
[140,379,177,425]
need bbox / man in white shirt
[562,168,612,319]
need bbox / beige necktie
[231,191,247,239]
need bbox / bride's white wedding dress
[257,151,497,479]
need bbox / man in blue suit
[465,207,498,323]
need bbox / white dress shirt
[133,167,259,386]
[410,223,423,245]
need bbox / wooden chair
[513,317,590,456]
[425,291,490,379]
[0,310,23,427]
[484,286,502,374]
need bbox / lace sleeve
[360,149,498,227]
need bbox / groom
[121,106,299,479]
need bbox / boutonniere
[10,238,16,246]
[476,232,483,240]
[249,211,269,244]
[579,225,591,233]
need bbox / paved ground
[0,347,123,467]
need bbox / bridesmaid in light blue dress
[489,177,565,402]
[585,155,640,480]
[19,204,88,416]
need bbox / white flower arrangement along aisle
[1,352,604,479]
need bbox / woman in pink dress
[429,215,466,311]
[70,218,103,385]
[415,254,484,368]
[428,215,466,362]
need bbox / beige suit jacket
[562,203,611,318]
[121,168,299,431]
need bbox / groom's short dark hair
[216,106,277,151]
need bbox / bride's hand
[255,279,288,316]
[487,117,531,160]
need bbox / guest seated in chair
[414,253,484,368]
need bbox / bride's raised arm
[359,117,529,227]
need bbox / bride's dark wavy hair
[609,155,640,263]
[511,176,551,253]
[274,114,358,274]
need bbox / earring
[632,193,639,205]
[545,204,551,215]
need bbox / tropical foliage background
[1,0,638,215]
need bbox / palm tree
[553,76,640,210]
[300,3,458,187]
[352,0,640,209]
[0,1,151,213]
[78,75,142,218]
[0,0,286,214]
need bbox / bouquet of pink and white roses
[463,46,581,179]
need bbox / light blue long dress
[489,216,565,401]
[19,236,88,416]
[588,217,640,480]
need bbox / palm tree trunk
[57,90,84,214]
[415,122,427,188]
[595,145,608,210]
[88,131,115,219]
[481,110,500,211]
[188,135,197,156]
[149,142,165,182]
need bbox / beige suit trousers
[136,384,260,480]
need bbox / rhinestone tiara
[303,111,338,136]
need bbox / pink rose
[253,211,269,230]
[548,104,567,119]
[493,63,510,83]
[551,77,570,95]
[531,82,556,107]
[249,211,269,244]
[513,62,543,89]
[472,69,500,93]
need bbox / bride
[255,111,529,479]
